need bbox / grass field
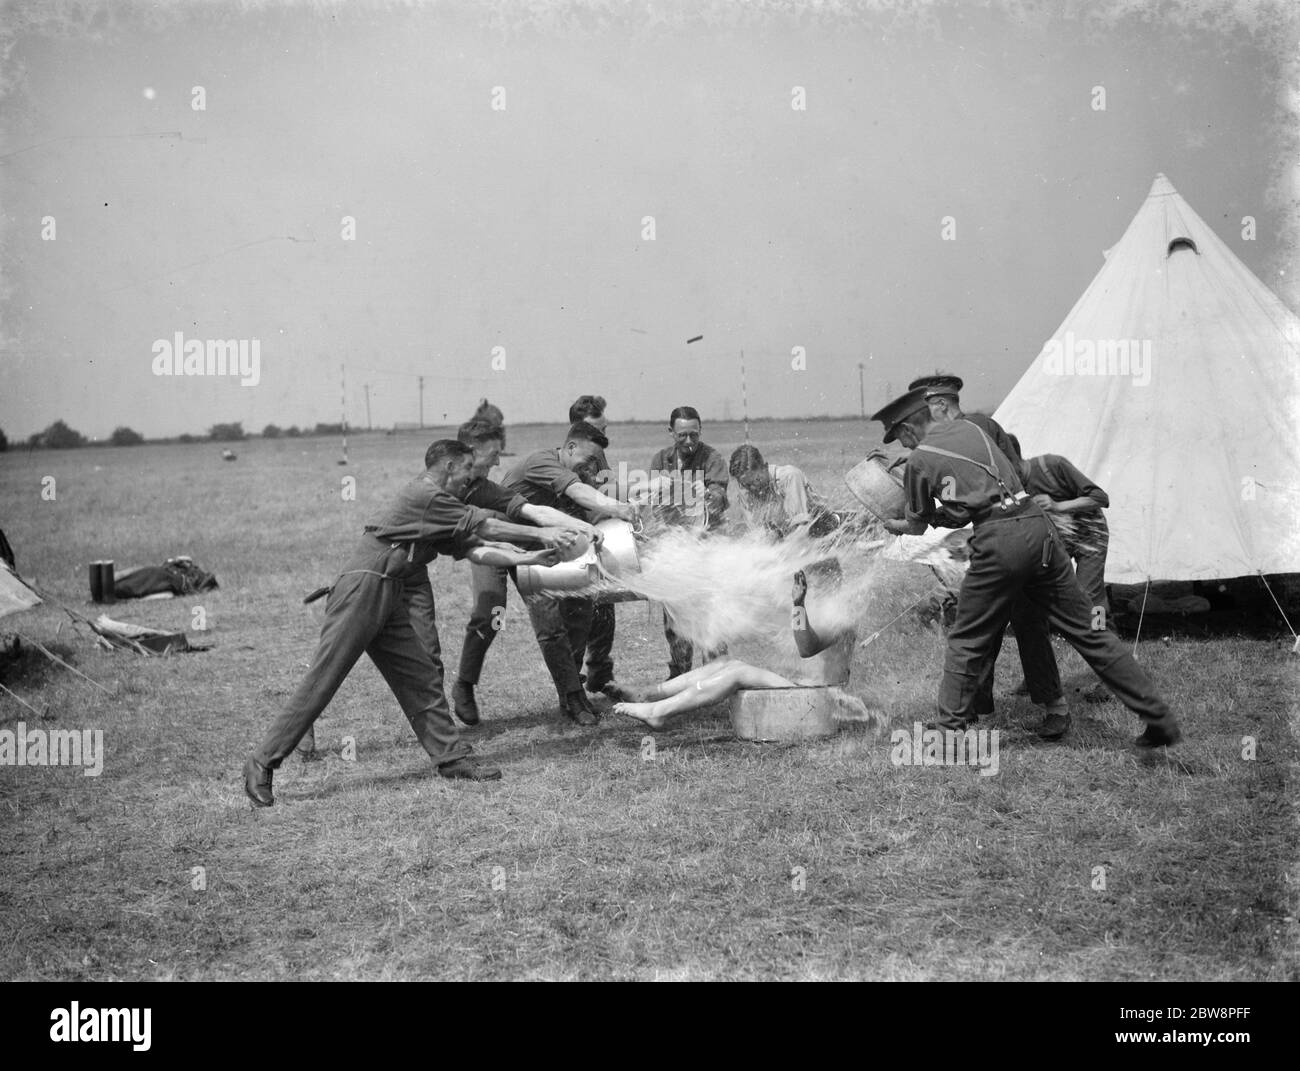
[1,420,1297,980]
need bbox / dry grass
[1,421,1296,980]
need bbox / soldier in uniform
[439,419,599,726]
[908,373,1023,467]
[647,406,729,678]
[569,395,620,694]
[495,421,635,726]
[872,388,1181,748]
[242,440,562,806]
[1007,434,1111,618]
[910,380,1064,733]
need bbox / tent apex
[1149,173,1177,197]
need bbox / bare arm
[1034,495,1103,515]
[520,504,600,542]
[476,516,580,551]
[791,571,837,657]
[465,543,560,569]
[565,481,635,521]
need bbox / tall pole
[739,349,750,444]
[340,363,349,466]
[364,383,372,431]
[418,376,424,429]
[857,362,865,418]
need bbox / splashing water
[592,528,886,654]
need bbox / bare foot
[603,681,654,703]
[613,702,670,730]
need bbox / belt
[971,494,1037,526]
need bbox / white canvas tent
[994,173,1300,584]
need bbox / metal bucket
[555,530,591,562]
[729,686,839,741]
[515,518,645,601]
[845,457,906,521]
[593,518,639,578]
[515,549,598,597]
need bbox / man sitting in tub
[604,559,863,730]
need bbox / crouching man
[243,440,561,806]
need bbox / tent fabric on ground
[993,173,1300,584]
[0,562,42,622]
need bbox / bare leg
[615,662,794,729]
[605,658,742,703]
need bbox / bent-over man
[873,388,1181,748]
[243,440,559,806]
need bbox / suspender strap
[915,425,1025,511]
[914,441,1003,482]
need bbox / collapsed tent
[0,561,42,622]
[994,174,1300,584]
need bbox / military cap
[870,386,931,444]
[908,372,964,398]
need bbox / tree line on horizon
[1,397,872,453]
[2,420,358,451]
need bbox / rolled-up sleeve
[1054,457,1109,509]
[466,479,531,522]
[415,492,489,548]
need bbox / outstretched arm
[791,570,839,657]
[476,516,580,552]
[565,481,636,522]
[464,542,560,569]
[1033,494,1102,515]
[520,504,601,544]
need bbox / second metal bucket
[845,457,907,521]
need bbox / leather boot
[243,755,274,807]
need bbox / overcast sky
[1,0,1296,440]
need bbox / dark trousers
[663,612,727,678]
[457,561,509,685]
[972,604,1063,714]
[254,539,470,769]
[1070,531,1109,620]
[526,593,594,700]
[405,570,447,682]
[939,508,1174,730]
[456,560,594,701]
[584,602,615,685]
[970,524,1114,712]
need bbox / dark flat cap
[870,386,931,444]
